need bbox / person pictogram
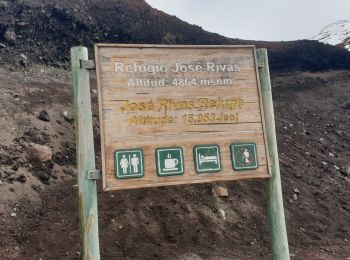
[243,148,251,164]
[236,147,253,165]
[130,154,139,173]
[120,155,129,174]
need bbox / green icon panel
[156,147,184,176]
[193,145,221,173]
[114,149,144,179]
[230,143,258,171]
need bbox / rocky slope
[312,20,350,51]
[0,66,349,259]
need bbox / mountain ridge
[1,0,350,71]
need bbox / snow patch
[311,20,350,51]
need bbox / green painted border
[114,148,145,179]
[193,144,221,174]
[230,143,259,171]
[257,48,290,258]
[155,147,185,177]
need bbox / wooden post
[257,48,290,260]
[71,46,100,260]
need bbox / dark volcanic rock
[0,0,349,72]
[38,110,50,122]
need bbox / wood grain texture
[95,44,271,191]
[71,47,100,259]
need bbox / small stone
[341,103,350,110]
[14,246,20,251]
[340,167,350,177]
[20,53,28,67]
[0,1,9,8]
[38,110,49,122]
[328,152,334,157]
[27,143,52,162]
[283,126,288,130]
[62,111,74,123]
[10,213,16,217]
[293,172,302,178]
[212,186,229,197]
[16,175,26,183]
[0,180,4,186]
[293,194,298,201]
[293,188,300,195]
[303,129,311,135]
[345,178,350,188]
[4,29,16,43]
[31,184,41,192]
[9,187,15,192]
[218,208,226,220]
[0,42,6,48]
[39,172,50,183]
[288,198,293,204]
[333,165,340,171]
[322,161,328,166]
[305,151,310,156]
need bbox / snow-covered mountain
[311,20,350,51]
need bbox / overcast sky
[146,0,350,41]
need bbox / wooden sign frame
[71,46,290,260]
[94,44,272,191]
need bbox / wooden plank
[257,48,290,260]
[71,46,100,260]
[95,43,256,48]
[95,44,271,191]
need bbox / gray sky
[146,0,350,41]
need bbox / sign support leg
[257,48,290,260]
[71,46,101,260]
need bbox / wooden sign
[95,44,271,191]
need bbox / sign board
[95,44,271,191]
